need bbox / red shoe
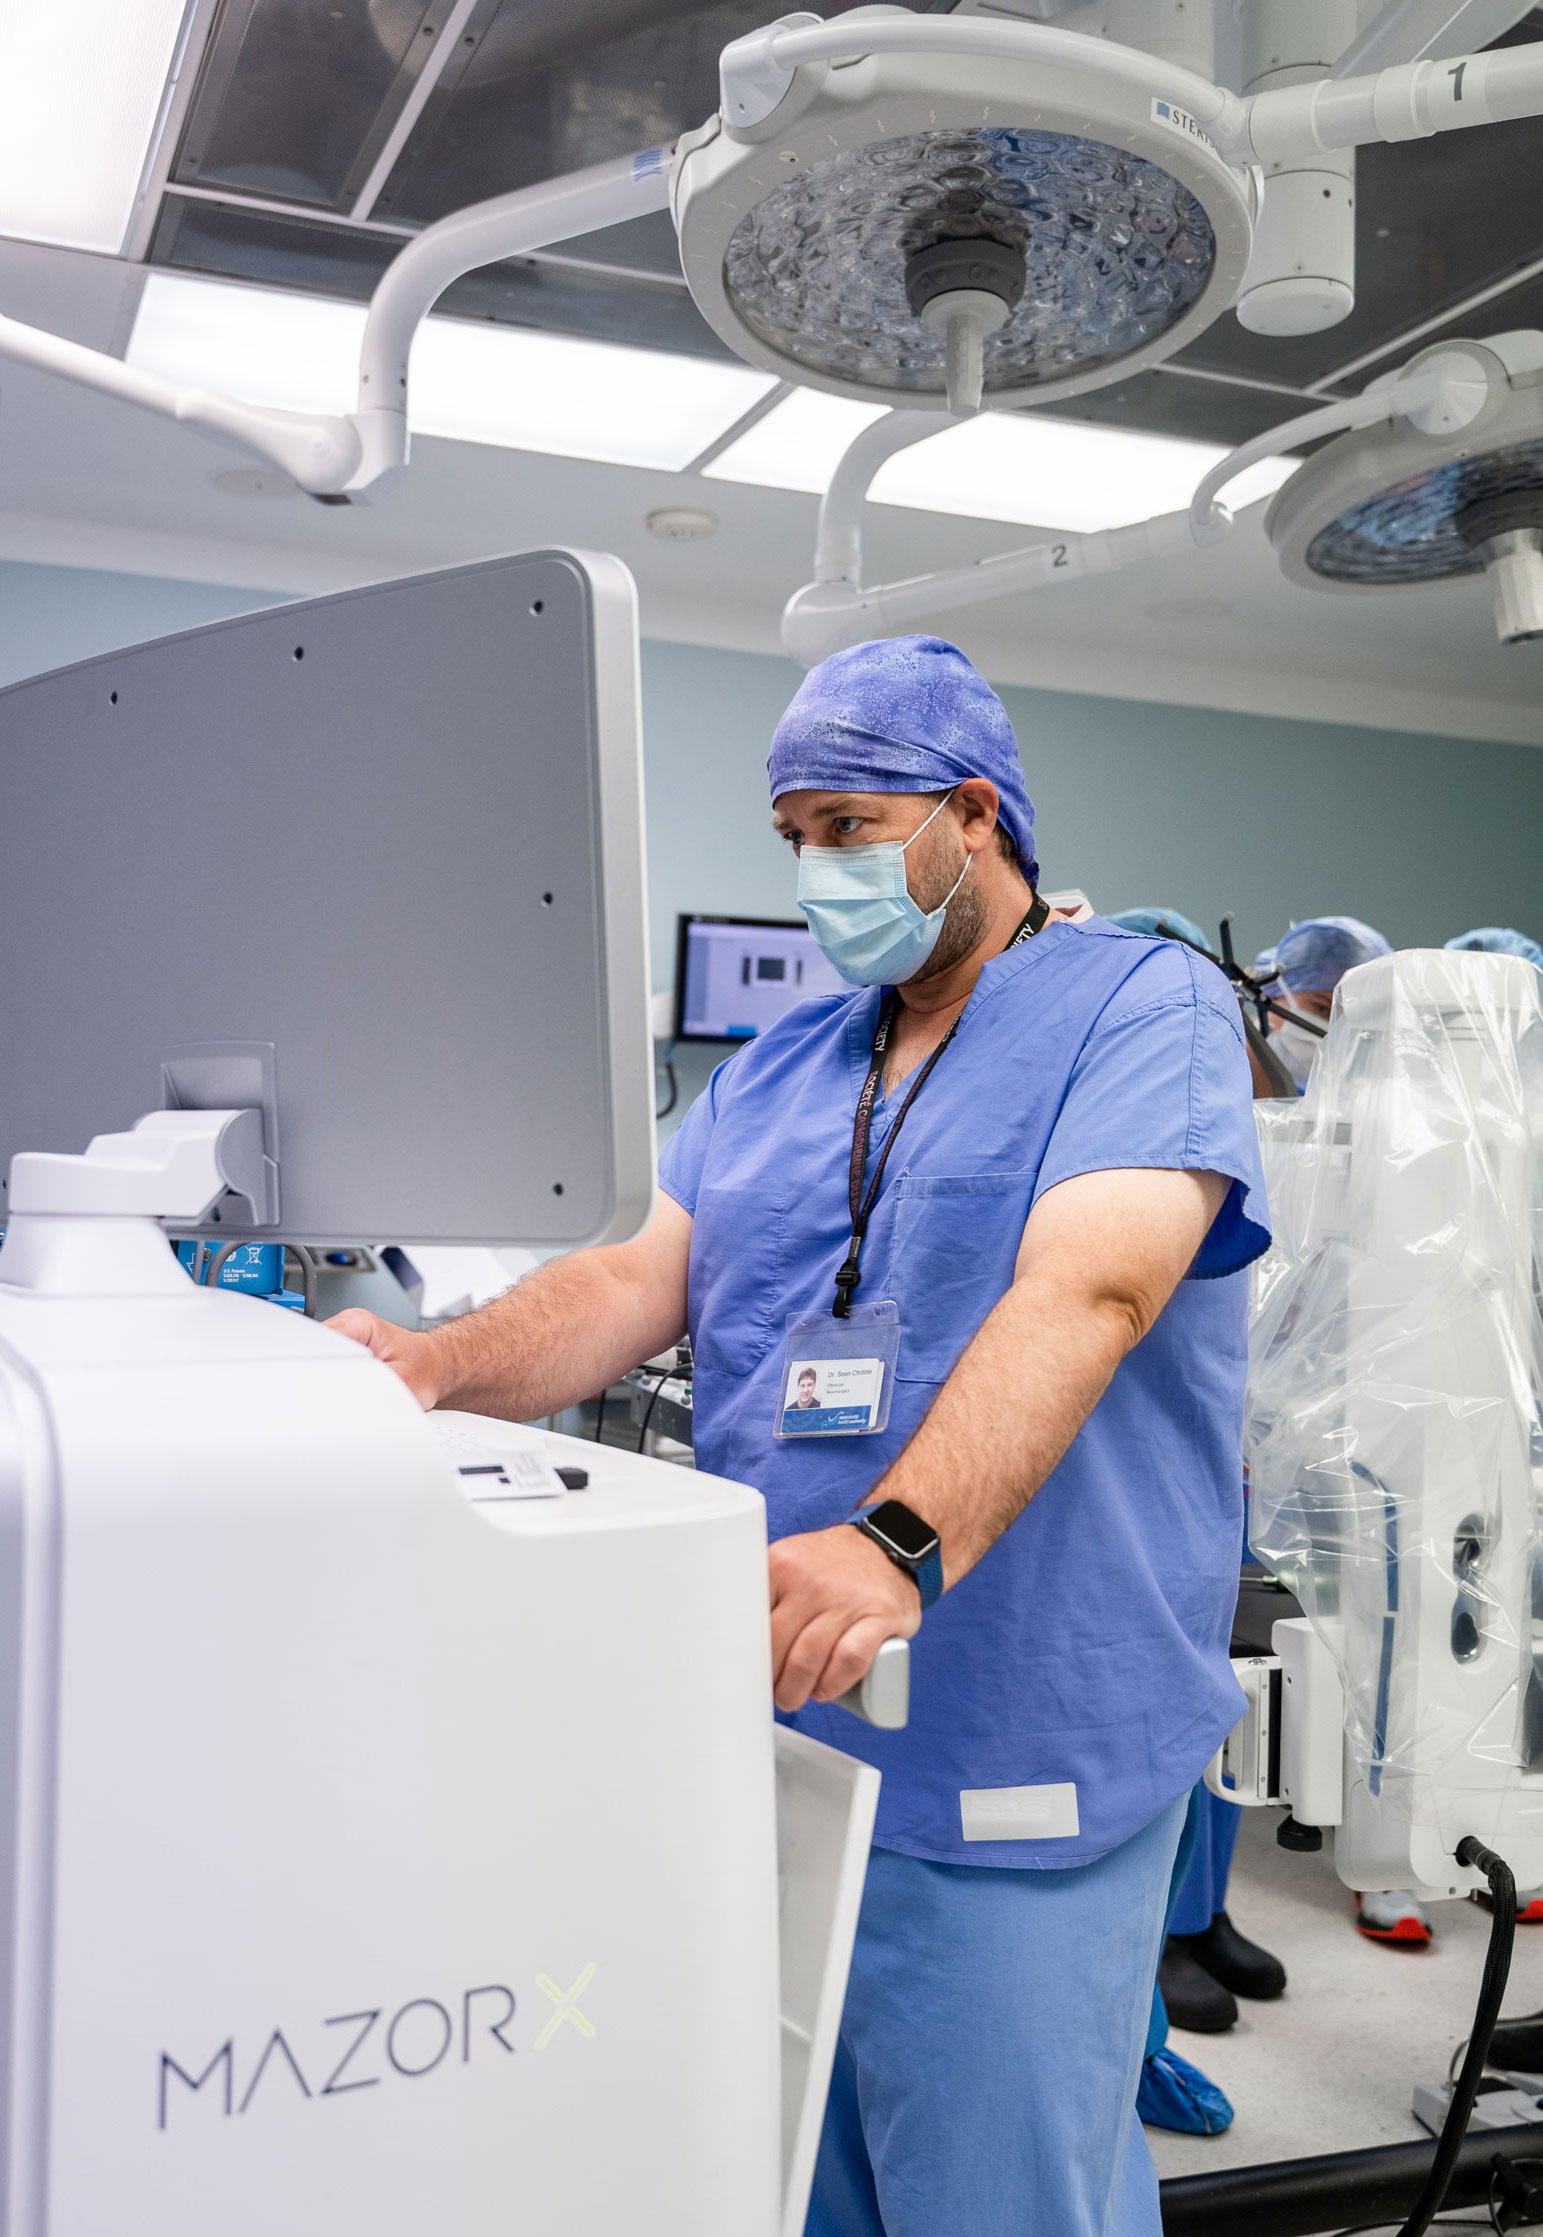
[1356,1891,1432,1944]
[1476,1889,1543,1922]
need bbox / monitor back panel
[0,550,652,1248]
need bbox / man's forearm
[870,1269,1136,1585]
[423,1249,684,1420]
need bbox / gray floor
[1147,1805,1543,2180]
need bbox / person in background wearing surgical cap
[1446,925,1543,969]
[331,636,1272,2237]
[1268,917,1392,1093]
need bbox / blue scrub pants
[1166,1781,1242,1937]
[806,1795,1187,2237]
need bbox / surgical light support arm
[349,145,672,493]
[783,350,1492,663]
[0,309,364,492]
[0,148,672,498]
[783,499,1200,665]
[814,408,956,584]
[720,12,1543,169]
[1188,348,1490,538]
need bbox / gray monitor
[0,549,653,1250]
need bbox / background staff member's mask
[1272,1009,1324,1089]
[797,791,970,987]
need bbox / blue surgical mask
[797,792,970,987]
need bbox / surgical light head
[673,11,1255,414]
[1267,333,1543,646]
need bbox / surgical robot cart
[1176,948,1543,2234]
[0,551,880,2237]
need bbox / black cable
[592,1387,607,1442]
[1489,2152,1543,2231]
[655,1044,678,1122]
[635,1367,671,1454]
[1397,1840,1519,2237]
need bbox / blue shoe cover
[1136,2047,1234,2134]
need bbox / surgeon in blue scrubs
[332,636,1270,2237]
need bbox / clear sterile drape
[1247,950,1543,1883]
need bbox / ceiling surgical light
[1266,333,1543,645]
[5,2,1543,525]
[672,8,1257,414]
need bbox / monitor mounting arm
[0,1109,267,1296]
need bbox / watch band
[854,1504,944,1611]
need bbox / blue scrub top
[659,919,1269,1869]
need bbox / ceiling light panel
[707,389,1294,532]
[0,0,192,254]
[128,274,780,470]
[703,390,891,495]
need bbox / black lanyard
[831,896,1050,1317]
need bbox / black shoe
[1173,1912,1288,2001]
[1159,1946,1238,2035]
[1488,2014,1543,2070]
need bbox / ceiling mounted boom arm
[0,309,363,491]
[782,353,1493,665]
[0,147,673,499]
[813,409,956,585]
[721,9,1543,168]
[350,145,673,492]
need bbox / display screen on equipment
[674,914,849,1042]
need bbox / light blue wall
[0,560,287,687]
[2,561,1536,1113]
[639,636,1543,983]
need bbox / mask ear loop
[898,784,959,855]
[903,786,970,918]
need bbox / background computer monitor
[674,914,849,1043]
[0,549,654,1250]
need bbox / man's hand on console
[326,1309,444,1409]
[769,1524,922,1713]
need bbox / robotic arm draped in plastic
[1220,949,1543,1900]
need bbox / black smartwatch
[853,1500,944,1611]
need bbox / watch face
[865,1499,940,1564]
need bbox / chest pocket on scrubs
[687,1184,790,1380]
[890,1171,1037,1385]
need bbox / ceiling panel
[174,0,446,212]
[371,0,906,225]
[150,192,740,357]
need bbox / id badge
[775,1300,901,1438]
